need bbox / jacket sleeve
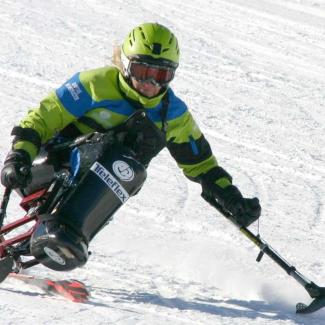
[12,72,97,161]
[166,105,232,190]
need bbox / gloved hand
[219,185,261,227]
[1,150,32,189]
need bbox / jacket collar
[118,73,167,108]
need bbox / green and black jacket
[12,66,232,189]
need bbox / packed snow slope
[0,0,325,324]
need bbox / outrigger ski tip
[296,282,325,314]
[296,297,325,314]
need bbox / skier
[0,23,261,270]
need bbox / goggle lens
[129,62,175,86]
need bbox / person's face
[131,77,162,98]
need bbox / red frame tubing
[20,188,47,211]
[0,215,37,258]
[0,189,46,258]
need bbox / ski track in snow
[1,0,325,324]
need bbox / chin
[140,87,167,99]
[141,92,158,98]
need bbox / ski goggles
[128,61,176,87]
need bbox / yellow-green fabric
[14,66,222,182]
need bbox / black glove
[1,150,32,189]
[219,185,261,227]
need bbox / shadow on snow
[91,287,319,324]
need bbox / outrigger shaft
[202,194,325,314]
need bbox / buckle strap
[160,92,169,133]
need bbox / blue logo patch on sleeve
[65,82,82,101]
[56,73,93,117]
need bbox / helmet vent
[152,43,162,55]
[138,27,147,41]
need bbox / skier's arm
[166,110,261,227]
[13,91,77,161]
[1,72,97,189]
[166,110,231,188]
[1,90,77,189]
[10,71,104,162]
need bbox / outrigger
[202,193,325,314]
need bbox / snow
[0,0,325,323]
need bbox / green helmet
[121,22,180,69]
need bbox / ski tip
[9,273,90,303]
[45,279,90,303]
